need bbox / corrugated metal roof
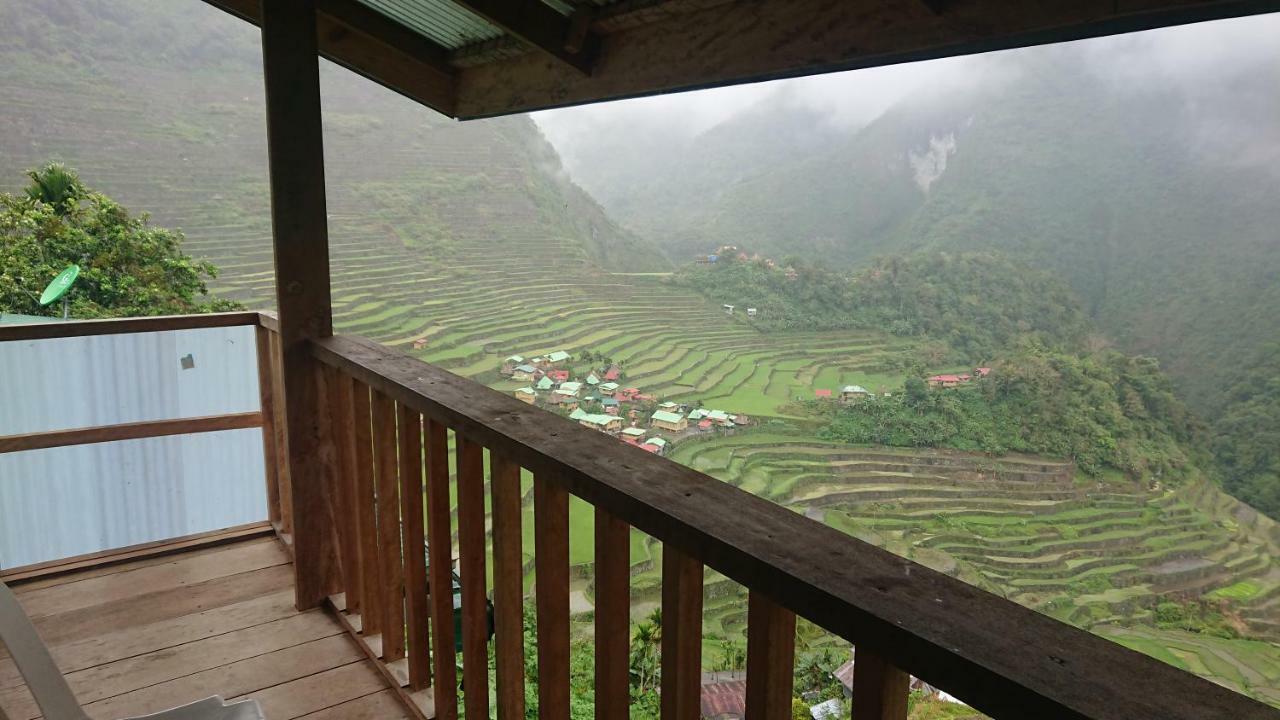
[355,0,504,49]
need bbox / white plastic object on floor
[0,581,265,720]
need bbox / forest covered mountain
[544,33,1280,518]
[0,0,668,299]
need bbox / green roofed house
[514,387,536,405]
[557,381,583,396]
[621,427,646,437]
[536,376,555,390]
[569,408,589,421]
[644,437,667,448]
[650,410,687,432]
[586,373,600,385]
[841,385,871,401]
[599,382,619,395]
[578,413,623,432]
[506,354,524,363]
[687,409,707,421]
[548,350,571,364]
[706,410,730,422]
[658,401,678,410]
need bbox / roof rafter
[202,0,458,115]
[449,0,600,74]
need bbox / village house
[548,369,570,383]
[928,374,968,388]
[841,385,870,401]
[499,361,515,376]
[602,398,620,414]
[644,437,668,455]
[603,364,621,381]
[413,338,428,350]
[747,308,757,318]
[598,381,619,396]
[575,412,624,433]
[650,410,687,432]
[659,401,679,411]
[547,350,571,364]
[620,427,646,443]
[586,373,599,385]
[557,381,583,397]
[546,393,579,411]
[698,419,713,431]
[616,388,640,402]
[511,363,537,381]
[514,387,537,404]
[530,355,548,368]
[815,389,833,399]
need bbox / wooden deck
[0,536,411,720]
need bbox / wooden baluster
[425,419,458,720]
[535,475,570,720]
[851,648,909,720]
[398,404,431,690]
[594,508,630,720]
[254,326,281,531]
[327,364,363,615]
[269,330,293,538]
[660,545,703,720]
[352,380,384,638]
[490,455,525,720]
[745,592,796,720]
[372,390,406,661]
[456,436,490,720]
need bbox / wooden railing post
[851,648,909,720]
[399,405,431,691]
[535,474,571,720]
[254,326,281,531]
[456,436,491,720]
[260,0,339,609]
[373,391,407,662]
[594,508,630,720]
[660,545,703,720]
[491,455,526,720]
[745,592,796,720]
[425,419,458,720]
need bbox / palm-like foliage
[25,163,84,215]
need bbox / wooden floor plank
[295,689,414,719]
[16,540,290,618]
[0,590,299,690]
[80,635,360,720]
[234,660,387,719]
[29,564,295,648]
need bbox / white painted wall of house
[0,325,268,568]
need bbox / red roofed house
[603,365,621,381]
[701,680,746,719]
[927,374,964,388]
[815,389,832,398]
[549,369,570,383]
[698,419,713,430]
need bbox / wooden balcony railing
[305,331,1278,720]
[2,312,1277,720]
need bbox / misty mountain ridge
[553,43,1280,416]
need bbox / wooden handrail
[310,332,1277,720]
[0,412,263,454]
[0,311,266,342]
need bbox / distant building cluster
[928,366,991,388]
[499,349,752,454]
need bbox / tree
[0,163,242,318]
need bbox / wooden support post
[398,405,430,690]
[660,545,702,720]
[745,592,796,720]
[260,0,338,609]
[535,475,570,720]
[373,390,406,662]
[594,508,630,720]
[490,455,526,720]
[254,326,281,529]
[425,420,458,720]
[268,330,292,539]
[456,436,490,720]
[851,648,910,720]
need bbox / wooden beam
[261,0,342,610]
[0,412,262,454]
[310,333,1280,720]
[201,0,456,115]
[0,311,262,342]
[454,0,1280,118]
[450,0,598,74]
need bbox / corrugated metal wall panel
[0,327,268,569]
